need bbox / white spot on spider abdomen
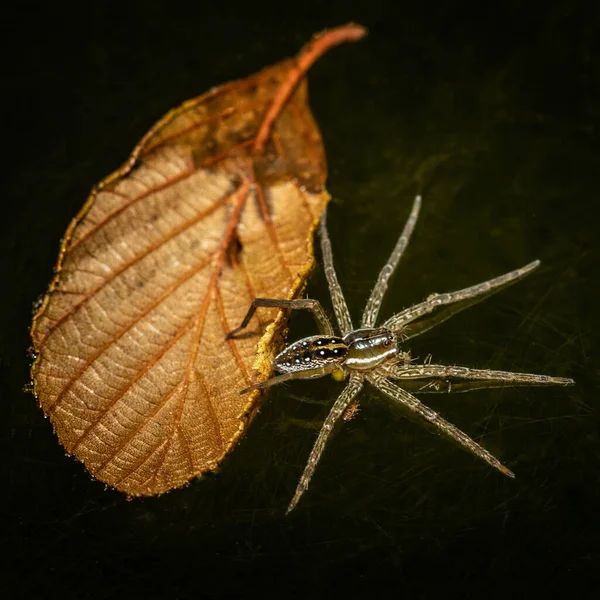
[273,335,348,374]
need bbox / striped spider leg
[226,195,575,513]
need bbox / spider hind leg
[226,297,334,340]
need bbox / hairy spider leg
[287,374,364,513]
[319,209,353,335]
[361,195,422,329]
[383,260,541,338]
[369,375,515,478]
[385,363,575,393]
[238,364,340,395]
[225,297,334,339]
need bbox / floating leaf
[30,24,367,496]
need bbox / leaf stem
[253,23,367,154]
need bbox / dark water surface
[3,1,598,597]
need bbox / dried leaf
[30,24,367,496]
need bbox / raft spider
[226,196,574,513]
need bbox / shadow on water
[2,1,598,597]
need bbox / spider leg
[386,364,575,393]
[239,364,339,395]
[369,375,515,478]
[225,297,334,339]
[361,195,422,328]
[287,374,364,513]
[320,209,354,335]
[382,260,540,339]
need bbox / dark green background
[3,1,598,597]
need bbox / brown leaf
[30,24,366,496]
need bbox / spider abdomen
[273,335,348,374]
[343,327,398,371]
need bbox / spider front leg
[369,375,515,478]
[361,195,422,329]
[386,363,575,393]
[383,260,541,339]
[225,297,334,339]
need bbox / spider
[226,195,575,513]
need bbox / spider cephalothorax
[226,196,575,513]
